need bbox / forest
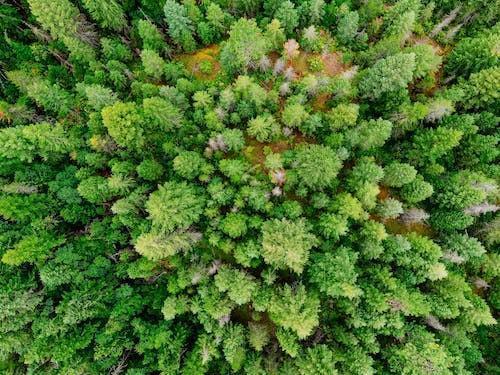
[0,0,498,373]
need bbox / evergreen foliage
[0,1,498,373]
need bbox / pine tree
[81,0,127,31]
[164,0,196,52]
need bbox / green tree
[142,96,183,132]
[215,266,257,304]
[2,232,65,266]
[77,83,118,111]
[268,284,320,339]
[383,162,417,187]
[290,145,343,190]
[164,0,196,52]
[400,176,434,204]
[102,101,145,150]
[220,18,268,75]
[347,118,393,150]
[7,71,74,116]
[219,212,248,239]
[135,230,201,260]
[138,19,167,52]
[459,67,500,113]
[146,181,206,233]
[326,103,359,130]
[446,30,500,78]
[261,218,317,274]
[408,127,463,166]
[141,49,165,79]
[308,247,360,299]
[358,53,416,99]
[337,9,361,46]
[282,102,310,129]
[173,151,210,180]
[274,1,299,35]
[265,19,287,51]
[137,159,164,181]
[81,0,126,31]
[28,0,96,62]
[407,44,442,79]
[247,114,281,142]
[385,328,453,375]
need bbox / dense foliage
[0,0,498,374]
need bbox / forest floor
[176,44,221,80]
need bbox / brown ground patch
[377,185,391,200]
[372,185,434,236]
[176,44,221,81]
[321,52,345,76]
[311,92,331,112]
[383,218,434,237]
[410,35,445,55]
[245,133,313,169]
[290,51,346,78]
[268,49,347,80]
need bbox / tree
[219,212,248,239]
[268,284,320,339]
[274,1,299,36]
[282,103,310,129]
[28,0,96,62]
[383,0,421,40]
[337,9,361,46]
[446,30,500,78]
[142,96,183,132]
[77,83,118,111]
[261,218,317,274]
[2,232,65,266]
[164,0,196,52]
[102,101,145,150]
[173,151,210,180]
[220,18,269,75]
[138,19,167,52]
[137,159,164,181]
[141,49,165,79]
[146,181,206,233]
[326,103,359,130]
[290,145,343,190]
[265,19,286,51]
[408,127,463,166]
[308,247,360,299]
[400,176,434,204]
[0,122,77,162]
[206,3,231,38]
[441,233,485,264]
[383,162,417,187]
[407,44,442,79]
[377,198,404,218]
[215,266,257,304]
[7,71,74,116]
[81,0,126,31]
[304,0,326,26]
[294,345,339,375]
[247,114,281,142]
[385,328,453,375]
[135,230,201,260]
[248,322,271,351]
[458,67,500,113]
[346,118,393,150]
[223,325,247,372]
[358,53,416,99]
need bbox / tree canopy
[0,0,498,374]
